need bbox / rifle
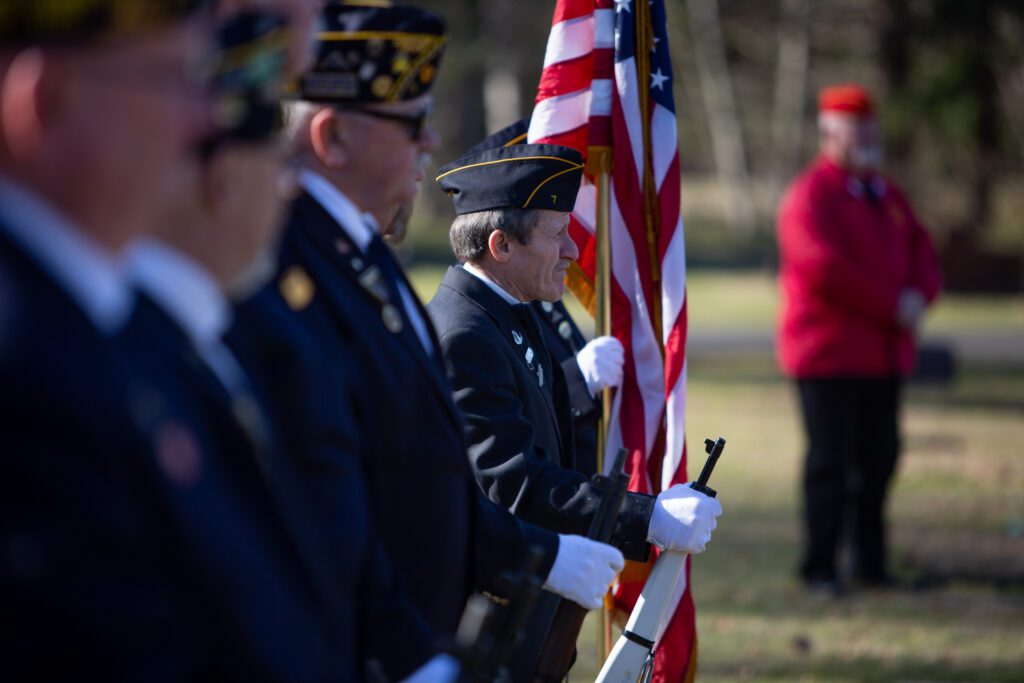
[595,437,727,683]
[532,447,632,682]
[453,545,549,683]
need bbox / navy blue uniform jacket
[119,293,350,680]
[0,230,337,680]
[428,266,655,562]
[230,287,437,680]
[272,192,559,639]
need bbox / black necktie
[365,233,438,360]
[365,234,404,302]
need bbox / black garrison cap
[436,144,584,215]
[462,118,529,157]
[206,10,290,149]
[0,0,208,45]
[295,0,446,104]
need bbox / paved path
[688,330,1024,364]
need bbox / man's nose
[561,230,579,261]
[419,122,441,152]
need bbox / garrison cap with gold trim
[462,118,529,157]
[436,144,584,215]
[206,10,290,147]
[0,0,207,45]
[295,0,446,104]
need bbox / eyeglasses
[340,105,431,142]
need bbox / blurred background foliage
[405,0,1024,287]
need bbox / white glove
[646,484,723,554]
[543,534,625,610]
[897,288,926,331]
[576,336,625,397]
[400,654,460,683]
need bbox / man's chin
[542,284,566,302]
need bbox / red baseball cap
[818,83,874,117]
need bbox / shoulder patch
[279,266,315,311]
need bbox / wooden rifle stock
[533,448,630,682]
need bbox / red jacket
[776,156,941,378]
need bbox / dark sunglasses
[340,105,431,142]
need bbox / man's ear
[487,229,513,263]
[309,108,348,169]
[202,147,236,224]
[1,49,49,164]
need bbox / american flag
[527,0,696,680]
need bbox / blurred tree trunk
[879,0,913,171]
[418,0,486,220]
[480,2,522,133]
[966,1,999,234]
[769,0,812,211]
[686,0,758,235]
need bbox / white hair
[281,99,325,151]
[817,111,857,135]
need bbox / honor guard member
[0,1,234,679]
[122,12,389,680]
[269,1,625,669]
[427,143,724,608]
[461,120,626,478]
[126,11,441,680]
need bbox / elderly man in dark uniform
[0,2,272,678]
[127,7,454,679]
[123,11,437,681]
[427,143,724,677]
[459,120,626,478]
[263,3,625,677]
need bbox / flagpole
[593,164,613,664]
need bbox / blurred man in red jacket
[776,83,941,595]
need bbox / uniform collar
[846,174,887,200]
[299,169,379,253]
[463,261,521,305]
[126,238,232,351]
[0,175,133,335]
[817,155,887,199]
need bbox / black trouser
[796,377,902,583]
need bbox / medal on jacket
[524,346,544,387]
[381,304,403,334]
[357,265,404,334]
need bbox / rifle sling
[623,629,655,650]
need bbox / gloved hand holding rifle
[596,437,727,683]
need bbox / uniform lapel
[126,294,343,621]
[441,267,563,442]
[535,300,585,354]
[290,193,464,427]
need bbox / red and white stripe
[528,1,694,680]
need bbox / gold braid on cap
[1,0,201,42]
